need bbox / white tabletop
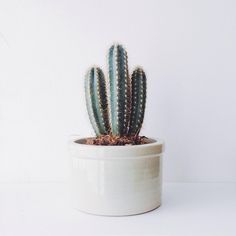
[1,182,235,236]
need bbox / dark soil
[85,135,148,146]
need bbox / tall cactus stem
[108,44,131,136]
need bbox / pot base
[74,204,161,217]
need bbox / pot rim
[69,136,164,159]
[70,136,163,147]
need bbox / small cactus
[84,44,147,140]
[85,67,110,136]
[128,68,147,136]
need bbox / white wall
[0,0,236,183]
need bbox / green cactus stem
[108,44,131,136]
[128,67,147,136]
[85,67,110,136]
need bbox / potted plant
[69,44,164,216]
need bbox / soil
[85,135,148,146]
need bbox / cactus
[128,68,147,135]
[84,44,147,140]
[85,67,110,136]
[108,44,131,136]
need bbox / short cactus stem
[128,67,147,136]
[108,44,131,136]
[85,67,110,136]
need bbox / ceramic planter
[69,137,164,216]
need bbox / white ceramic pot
[69,137,164,216]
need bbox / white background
[1,0,236,183]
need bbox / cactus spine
[108,44,131,136]
[85,67,110,136]
[128,68,147,135]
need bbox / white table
[1,183,235,236]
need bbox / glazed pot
[69,137,164,216]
